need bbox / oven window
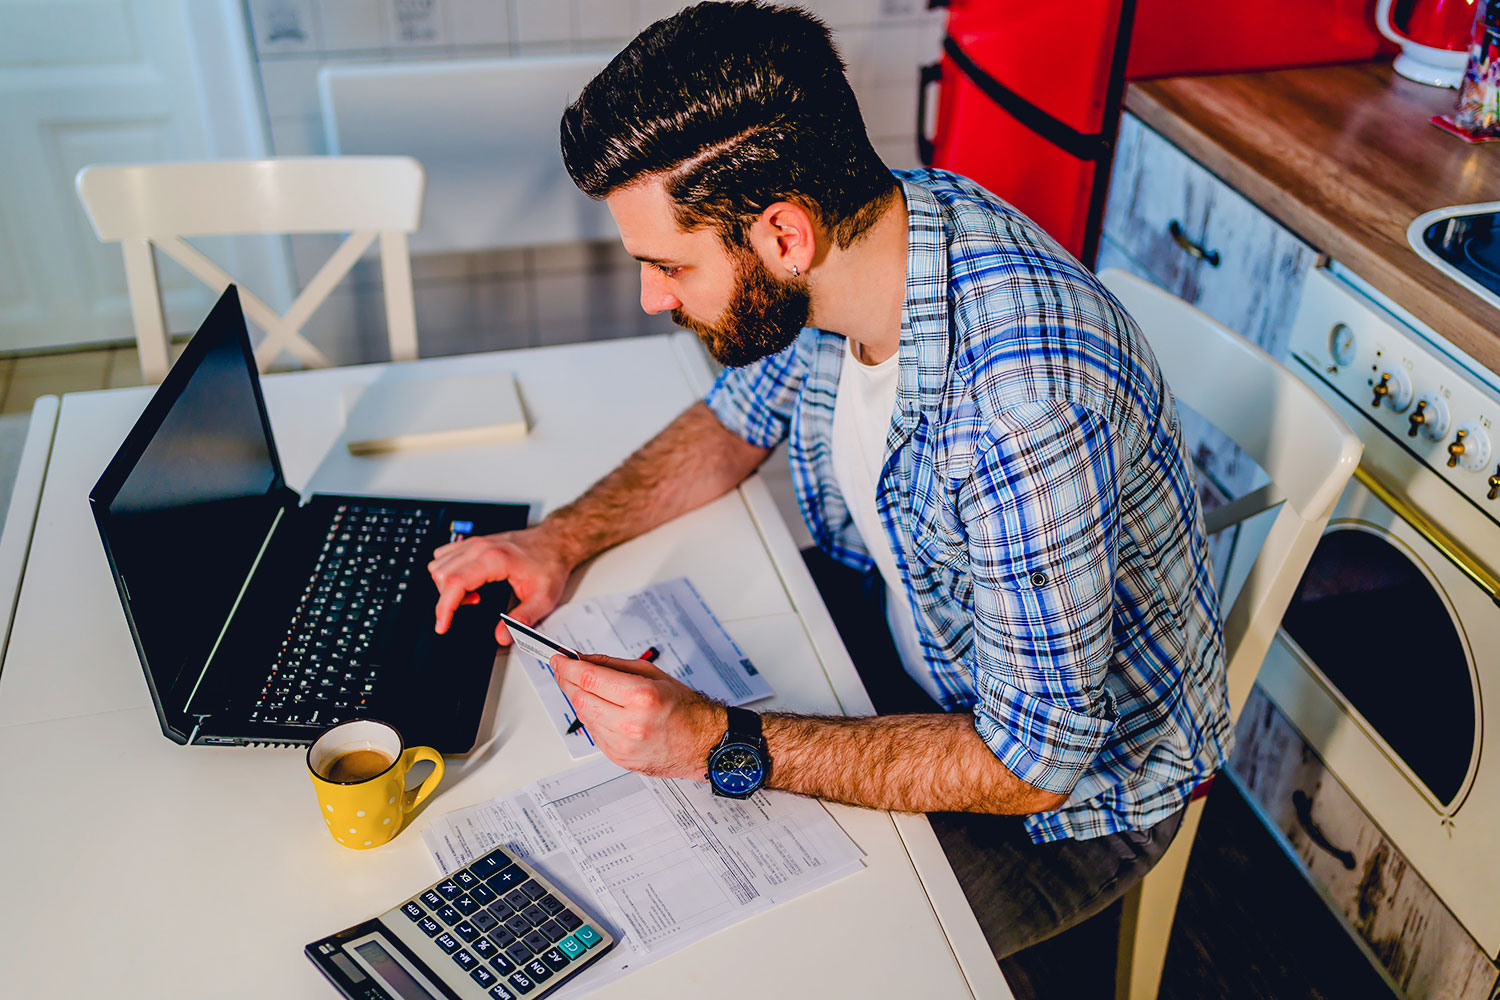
[1281,527,1474,807]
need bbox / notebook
[343,372,528,455]
[89,286,529,752]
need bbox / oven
[1229,267,1500,959]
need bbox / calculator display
[352,940,440,1000]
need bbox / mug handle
[400,746,445,814]
[1375,0,1405,46]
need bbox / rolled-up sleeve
[702,333,810,449]
[961,399,1122,795]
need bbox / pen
[566,646,659,735]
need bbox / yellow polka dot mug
[307,719,444,849]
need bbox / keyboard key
[556,935,585,960]
[435,880,463,900]
[487,899,515,922]
[454,894,481,915]
[520,881,547,902]
[521,931,550,954]
[541,919,571,943]
[575,925,602,949]
[454,921,480,943]
[504,942,532,965]
[472,937,499,959]
[524,958,553,983]
[437,905,461,925]
[503,887,531,911]
[556,911,582,932]
[489,953,516,975]
[435,932,460,954]
[420,890,444,909]
[470,883,498,906]
[490,927,517,949]
[521,904,548,926]
[472,910,499,933]
[455,869,481,890]
[489,865,526,891]
[472,850,511,878]
[471,966,498,989]
[541,948,569,972]
[503,914,531,938]
[400,901,425,921]
[507,971,537,995]
[452,949,478,971]
[488,984,517,1000]
[417,917,441,938]
[537,895,565,916]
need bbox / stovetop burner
[1410,203,1500,313]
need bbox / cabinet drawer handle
[1292,790,1356,871]
[1168,219,1221,267]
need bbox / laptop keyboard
[251,504,434,728]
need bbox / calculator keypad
[375,846,612,999]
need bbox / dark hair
[560,1,896,249]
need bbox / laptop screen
[91,287,286,718]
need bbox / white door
[0,0,286,353]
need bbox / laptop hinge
[182,503,287,719]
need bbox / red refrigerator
[919,0,1395,264]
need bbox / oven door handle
[1353,464,1500,607]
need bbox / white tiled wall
[244,0,945,364]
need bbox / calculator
[306,845,616,1000]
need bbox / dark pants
[801,548,1183,961]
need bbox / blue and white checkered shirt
[705,169,1233,842]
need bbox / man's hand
[428,525,575,643]
[553,653,726,780]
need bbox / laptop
[90,286,529,752]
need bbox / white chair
[76,157,424,383]
[1097,269,1362,1000]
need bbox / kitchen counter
[1125,62,1500,375]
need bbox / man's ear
[750,200,816,277]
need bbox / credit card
[500,612,581,663]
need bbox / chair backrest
[76,156,425,382]
[1098,269,1362,717]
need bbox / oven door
[1255,462,1500,955]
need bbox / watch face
[708,743,765,795]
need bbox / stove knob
[1408,394,1450,441]
[1369,367,1412,412]
[1488,467,1500,501]
[1447,423,1492,473]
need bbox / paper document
[422,757,865,998]
[514,578,774,757]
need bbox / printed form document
[422,757,865,998]
[513,578,775,757]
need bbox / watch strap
[723,705,763,743]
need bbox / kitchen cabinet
[1099,113,1318,587]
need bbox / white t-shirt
[829,338,944,704]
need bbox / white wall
[243,0,945,363]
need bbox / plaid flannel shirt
[705,169,1233,842]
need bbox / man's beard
[673,249,810,368]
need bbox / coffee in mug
[306,719,444,849]
[322,748,396,783]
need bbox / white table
[0,333,1009,999]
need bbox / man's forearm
[761,712,1068,815]
[541,401,770,567]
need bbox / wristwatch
[705,706,770,799]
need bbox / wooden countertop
[1125,62,1500,375]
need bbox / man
[428,1,1232,960]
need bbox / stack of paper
[422,757,865,998]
